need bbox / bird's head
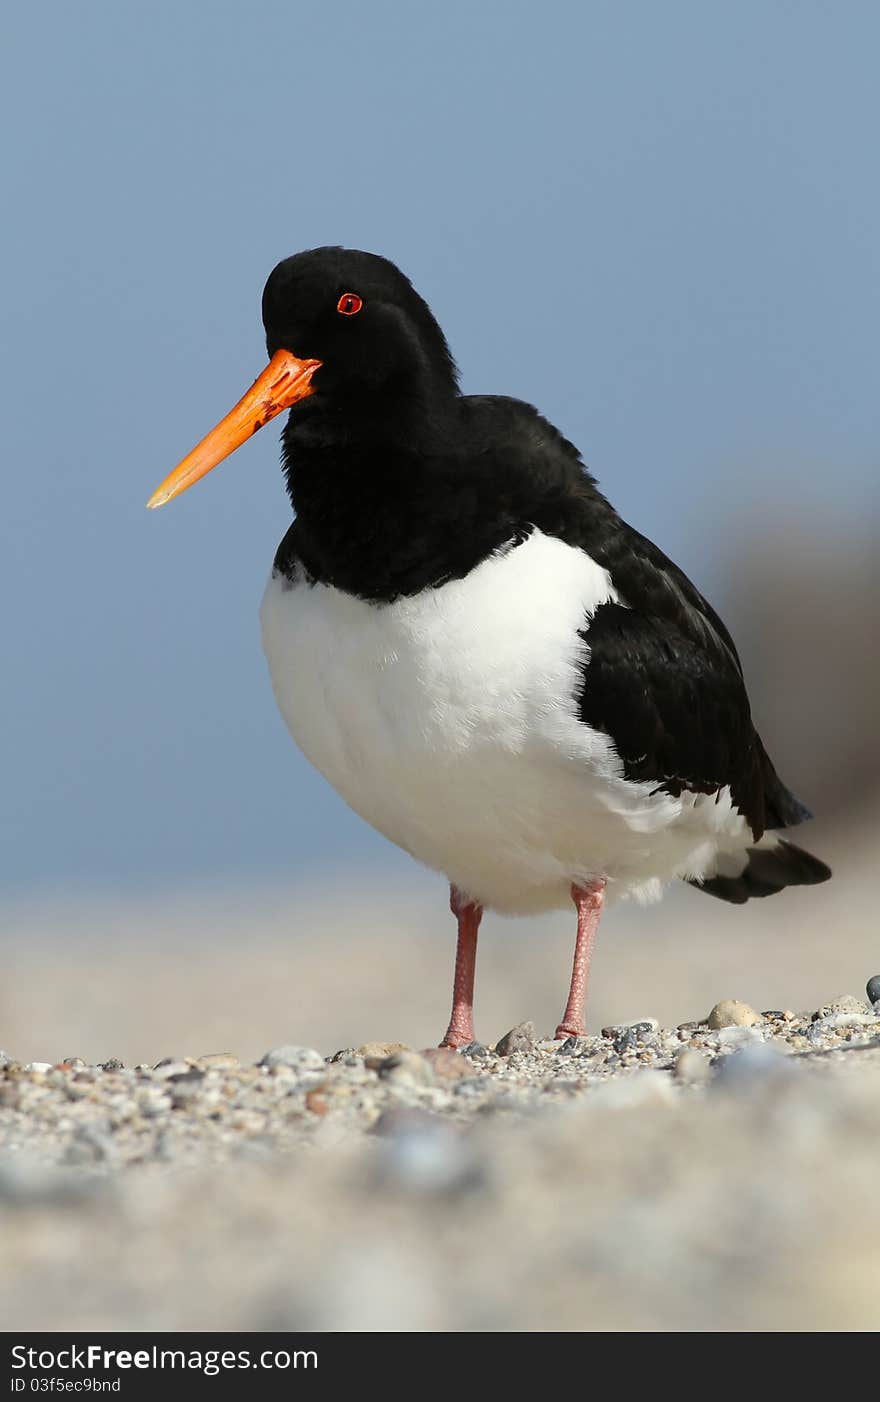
[147,246,457,509]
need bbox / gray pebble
[100,1058,124,1072]
[813,995,870,1021]
[613,1025,660,1054]
[495,1021,537,1057]
[258,1045,326,1073]
[807,1011,880,1044]
[601,1018,659,1038]
[378,1050,434,1087]
[865,975,880,1005]
[714,1024,765,1047]
[461,1042,490,1060]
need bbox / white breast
[259,529,749,913]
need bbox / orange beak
[146,349,322,509]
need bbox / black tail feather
[689,839,832,905]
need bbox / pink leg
[440,885,483,1049]
[555,879,606,1039]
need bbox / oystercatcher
[148,247,831,1047]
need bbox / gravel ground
[3,987,880,1331]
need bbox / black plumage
[262,246,829,901]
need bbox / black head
[262,246,458,403]
[147,247,461,509]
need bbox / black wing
[574,524,809,839]
[462,395,812,838]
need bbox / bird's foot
[439,1017,476,1050]
[554,1021,585,1041]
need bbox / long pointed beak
[147,349,322,509]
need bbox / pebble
[258,1045,326,1073]
[196,1053,240,1071]
[152,1060,192,1079]
[495,1021,537,1057]
[812,995,870,1021]
[100,1058,124,1072]
[420,1048,470,1081]
[673,1048,712,1085]
[806,1012,880,1045]
[714,1024,765,1047]
[378,1050,435,1087]
[601,1018,660,1038]
[355,1042,410,1060]
[461,1042,490,1060]
[706,1000,762,1030]
[304,1088,329,1116]
[866,975,880,1006]
[23,1062,52,1074]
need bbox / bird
[147,246,831,1048]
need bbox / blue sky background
[2,2,878,895]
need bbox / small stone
[258,1045,326,1073]
[378,1050,435,1087]
[706,1000,762,1030]
[167,1069,205,1106]
[461,1042,489,1060]
[495,1021,537,1056]
[420,1048,469,1081]
[100,1058,124,1072]
[327,1048,356,1063]
[304,1087,329,1116]
[807,1012,879,1044]
[152,1060,192,1079]
[56,1057,86,1071]
[23,1062,52,1074]
[813,994,870,1021]
[714,1024,764,1046]
[196,1053,239,1070]
[673,1048,712,1085]
[601,1018,659,1038]
[557,1036,584,1055]
[355,1041,410,1060]
[866,975,880,1005]
[611,1022,660,1054]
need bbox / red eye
[337,292,363,316]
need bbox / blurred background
[1,2,877,1063]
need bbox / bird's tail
[688,836,831,905]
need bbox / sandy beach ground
[2,806,878,1332]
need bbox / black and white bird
[148,247,831,1047]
